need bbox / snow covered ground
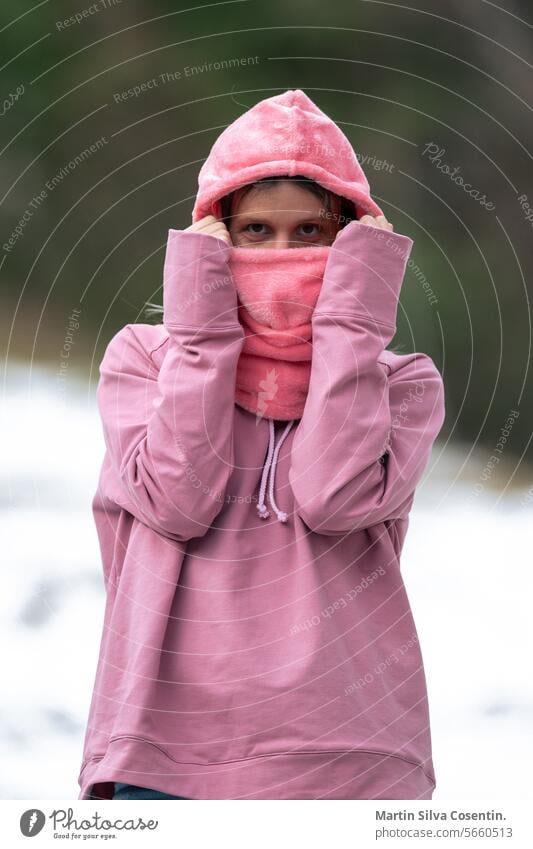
[1,361,532,800]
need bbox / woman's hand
[185,214,232,246]
[358,214,394,232]
[332,214,394,244]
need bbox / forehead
[233,181,327,215]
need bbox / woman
[78,89,445,801]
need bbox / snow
[1,361,532,800]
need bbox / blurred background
[1,0,532,800]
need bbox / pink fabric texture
[228,244,330,420]
[78,91,446,801]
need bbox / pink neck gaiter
[227,245,331,421]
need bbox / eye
[245,222,268,235]
[297,223,320,236]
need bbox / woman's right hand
[185,214,232,246]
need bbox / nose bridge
[272,226,292,249]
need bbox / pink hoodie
[78,90,445,800]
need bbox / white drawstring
[256,419,276,520]
[256,418,294,522]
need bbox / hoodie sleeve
[95,228,245,542]
[288,220,445,535]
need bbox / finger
[195,215,218,230]
[193,221,213,233]
[212,227,232,245]
[200,222,225,237]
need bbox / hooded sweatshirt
[78,90,446,800]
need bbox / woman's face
[227,180,342,248]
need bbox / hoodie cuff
[163,229,242,329]
[314,220,414,329]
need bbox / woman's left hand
[358,214,394,231]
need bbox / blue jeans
[113,782,191,800]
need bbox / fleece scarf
[227,244,331,421]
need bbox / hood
[191,89,384,223]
